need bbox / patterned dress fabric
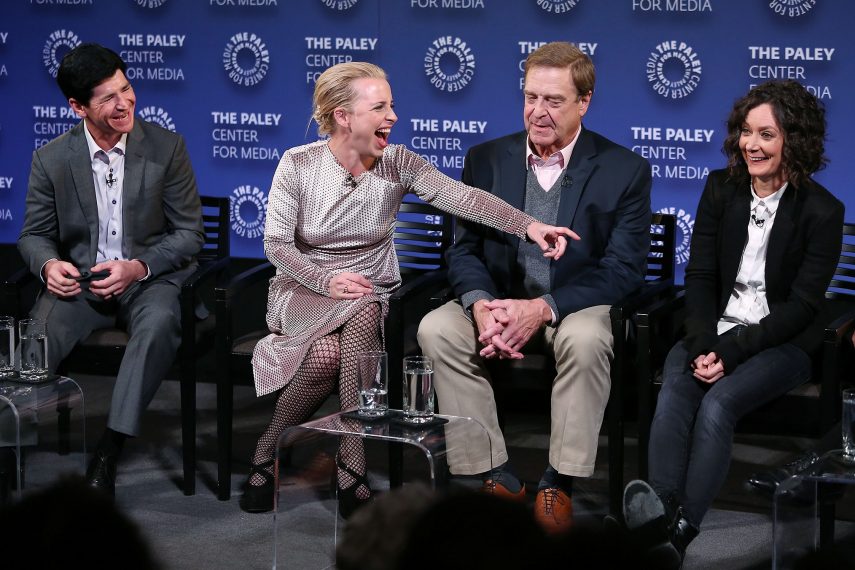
[252,141,536,396]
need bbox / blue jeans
[647,328,811,527]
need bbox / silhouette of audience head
[0,476,160,570]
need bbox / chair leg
[56,390,71,456]
[217,369,234,501]
[180,363,196,496]
[607,408,624,518]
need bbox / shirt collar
[82,120,127,161]
[525,125,581,171]
[751,181,788,215]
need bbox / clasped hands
[44,259,146,300]
[692,352,725,383]
[473,297,551,360]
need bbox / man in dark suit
[18,43,203,495]
[418,42,652,533]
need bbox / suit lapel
[558,128,595,226]
[765,183,797,288]
[499,135,528,254]
[122,122,147,254]
[719,184,750,307]
[67,123,99,262]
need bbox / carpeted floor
[5,371,855,570]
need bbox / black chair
[399,212,676,517]
[636,222,855,479]
[213,200,453,500]
[1,196,230,496]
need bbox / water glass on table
[402,355,434,423]
[0,316,14,379]
[843,388,855,463]
[19,318,48,382]
[357,351,388,417]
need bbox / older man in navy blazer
[418,42,652,533]
[18,44,203,495]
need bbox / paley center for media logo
[223,33,270,87]
[319,0,358,9]
[535,0,582,13]
[646,40,702,99]
[133,0,168,7]
[139,106,176,132]
[230,185,268,239]
[657,206,694,266]
[43,30,81,78]
[424,37,475,93]
[768,0,815,17]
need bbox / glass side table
[272,409,492,570]
[772,449,855,569]
[0,375,86,500]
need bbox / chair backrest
[199,195,230,263]
[647,213,676,284]
[394,201,454,277]
[827,221,855,300]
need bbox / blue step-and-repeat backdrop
[0,0,851,282]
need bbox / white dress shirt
[717,182,788,335]
[83,122,127,264]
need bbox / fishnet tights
[249,302,382,502]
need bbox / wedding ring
[344,285,349,294]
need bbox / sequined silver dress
[252,141,535,396]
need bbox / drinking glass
[402,355,434,423]
[843,388,855,463]
[0,316,14,378]
[357,351,388,417]
[19,319,48,381]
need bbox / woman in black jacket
[624,80,844,568]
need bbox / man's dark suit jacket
[447,128,653,321]
[683,168,844,373]
[18,119,203,288]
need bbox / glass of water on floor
[357,351,388,417]
[0,316,14,379]
[19,319,48,382]
[402,355,434,423]
[843,388,855,463]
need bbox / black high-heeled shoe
[239,458,275,514]
[333,455,373,519]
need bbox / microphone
[344,173,356,190]
[561,173,573,188]
[106,168,117,188]
[751,213,765,228]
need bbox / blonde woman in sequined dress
[240,62,578,514]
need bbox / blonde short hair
[312,61,387,136]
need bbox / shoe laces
[540,488,566,516]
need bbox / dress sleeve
[263,152,336,295]
[395,146,536,238]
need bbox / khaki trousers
[417,300,613,477]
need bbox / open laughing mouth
[375,127,390,147]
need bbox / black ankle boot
[670,510,700,564]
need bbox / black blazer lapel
[67,124,98,264]
[718,185,750,309]
[558,128,596,227]
[765,184,798,290]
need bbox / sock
[96,428,128,459]
[484,461,522,493]
[538,464,573,495]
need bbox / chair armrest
[609,279,676,322]
[389,269,448,302]
[635,288,686,328]
[824,306,855,344]
[2,267,38,319]
[181,257,230,295]
[215,261,275,305]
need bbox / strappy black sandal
[333,454,373,519]
[239,458,275,513]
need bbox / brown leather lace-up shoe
[481,478,527,502]
[534,487,573,534]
